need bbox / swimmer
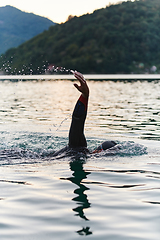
[52,71,116,156]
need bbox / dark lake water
[0,77,160,239]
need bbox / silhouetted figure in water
[53,71,116,156]
[60,159,92,235]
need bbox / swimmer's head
[93,140,117,153]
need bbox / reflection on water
[69,160,91,221]
[0,80,160,140]
[77,227,92,236]
[61,158,92,236]
[0,79,160,239]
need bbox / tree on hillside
[0,0,160,74]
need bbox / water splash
[93,141,148,157]
[0,131,148,165]
[54,114,71,133]
[0,57,50,75]
[45,65,74,74]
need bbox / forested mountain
[0,5,55,54]
[1,0,160,74]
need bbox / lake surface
[0,76,160,239]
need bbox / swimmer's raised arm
[72,71,89,99]
[68,71,89,148]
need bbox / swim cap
[96,140,117,151]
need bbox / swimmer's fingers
[74,80,89,99]
[72,71,89,98]
[73,82,89,98]
[73,71,86,84]
[73,83,81,91]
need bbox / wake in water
[0,131,147,165]
[92,141,148,158]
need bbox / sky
[0,0,128,23]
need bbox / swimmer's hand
[72,71,89,99]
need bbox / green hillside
[1,0,160,74]
[0,5,55,54]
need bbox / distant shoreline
[0,74,160,80]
